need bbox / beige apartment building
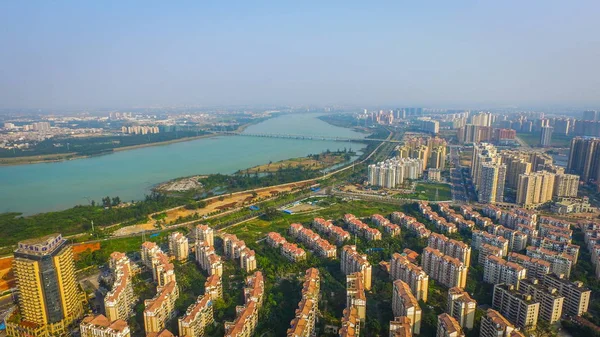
[542,274,591,317]
[346,272,366,322]
[492,284,539,331]
[144,281,180,334]
[105,252,136,322]
[392,280,422,334]
[447,287,476,329]
[341,245,372,290]
[168,231,189,261]
[422,247,468,288]
[224,271,265,337]
[483,255,526,287]
[80,314,130,337]
[389,316,412,337]
[195,224,214,246]
[287,268,320,337]
[178,294,214,337]
[436,313,464,337]
[479,309,525,337]
[517,279,563,324]
[390,253,429,302]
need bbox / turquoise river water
[0,113,367,215]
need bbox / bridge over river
[213,131,401,143]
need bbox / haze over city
[1,1,600,110]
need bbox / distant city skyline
[1,1,599,109]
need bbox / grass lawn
[394,182,452,201]
[222,199,400,243]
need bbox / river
[0,113,367,215]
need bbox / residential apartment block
[196,240,223,277]
[168,231,189,261]
[391,212,431,238]
[346,272,367,322]
[344,214,382,241]
[487,225,528,252]
[526,246,573,278]
[341,245,372,290]
[222,234,257,272]
[195,224,214,247]
[517,279,563,324]
[507,253,551,280]
[447,287,476,329]
[427,233,471,267]
[472,230,509,256]
[389,316,412,337]
[483,255,526,287]
[178,294,214,337]
[372,214,402,237]
[224,271,265,337]
[436,313,465,337]
[390,253,429,302]
[392,280,422,335]
[422,247,468,289]
[105,252,136,322]
[80,315,130,337]
[339,306,361,337]
[144,281,180,334]
[289,223,337,258]
[542,274,591,317]
[479,309,525,337]
[266,232,306,262]
[492,284,539,331]
[287,268,320,337]
[312,217,351,245]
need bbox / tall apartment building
[507,253,551,280]
[479,309,525,337]
[552,174,579,197]
[144,281,180,334]
[517,279,563,323]
[526,246,573,278]
[487,225,528,252]
[422,247,468,288]
[542,274,591,316]
[567,137,600,182]
[224,271,264,337]
[80,315,130,337]
[6,234,84,337]
[341,245,372,290]
[516,171,556,206]
[479,244,503,265]
[471,143,499,191]
[483,255,526,287]
[436,313,465,337]
[222,234,257,272]
[141,241,162,269]
[389,253,429,302]
[196,241,223,277]
[447,288,476,329]
[178,294,214,337]
[428,233,471,267]
[479,162,506,203]
[339,306,361,337]
[472,230,509,256]
[389,316,412,337]
[204,274,223,300]
[346,272,367,322]
[367,158,423,188]
[492,284,539,331]
[195,224,214,247]
[392,280,422,335]
[288,268,320,337]
[168,231,189,261]
[540,126,553,147]
[105,252,136,322]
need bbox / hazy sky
[1,1,599,110]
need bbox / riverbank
[0,133,219,167]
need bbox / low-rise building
[344,214,382,241]
[312,217,351,245]
[392,280,422,334]
[372,214,402,237]
[266,232,306,262]
[289,223,337,258]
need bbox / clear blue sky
[1,1,599,110]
